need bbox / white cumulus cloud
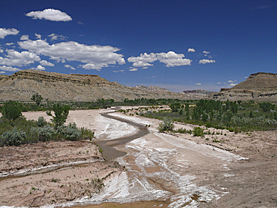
[195,83,202,86]
[40,60,54,66]
[65,64,75,70]
[199,59,216,64]
[20,35,29,40]
[188,48,195,52]
[128,51,191,68]
[34,65,45,70]
[0,28,19,39]
[228,80,233,83]
[18,39,125,70]
[0,49,41,66]
[48,33,66,41]
[203,51,210,56]
[35,33,42,39]
[129,67,138,72]
[26,8,72,22]
[0,65,20,71]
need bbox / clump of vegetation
[142,99,277,132]
[2,100,23,120]
[193,127,205,138]
[46,104,70,129]
[31,93,43,107]
[1,127,26,146]
[57,123,81,141]
[158,117,174,132]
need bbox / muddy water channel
[78,111,245,208]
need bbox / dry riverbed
[0,108,276,207]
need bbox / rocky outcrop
[0,70,190,102]
[212,72,277,101]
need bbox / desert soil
[0,108,276,208]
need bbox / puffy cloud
[188,48,195,52]
[40,60,54,66]
[65,64,75,70]
[128,51,191,68]
[228,80,233,83]
[0,65,20,71]
[128,53,157,68]
[199,59,216,64]
[48,33,66,41]
[5,42,14,46]
[195,83,202,85]
[129,67,138,72]
[18,39,125,70]
[203,51,210,56]
[157,51,192,67]
[34,65,45,70]
[26,8,72,22]
[0,28,19,39]
[20,35,29,40]
[230,83,237,86]
[217,82,221,84]
[35,33,41,39]
[0,49,40,66]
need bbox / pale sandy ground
[0,108,276,207]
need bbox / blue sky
[0,0,276,92]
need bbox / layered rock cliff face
[212,72,277,101]
[0,70,189,102]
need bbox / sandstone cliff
[0,70,189,102]
[212,72,277,101]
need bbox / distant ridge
[212,72,277,101]
[0,70,192,102]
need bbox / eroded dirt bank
[0,140,124,207]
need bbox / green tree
[170,103,181,112]
[259,102,275,113]
[46,104,70,129]
[2,100,23,120]
[31,93,43,106]
[185,103,190,120]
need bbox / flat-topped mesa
[231,72,277,92]
[212,72,277,101]
[3,69,116,87]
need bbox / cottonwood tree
[46,104,70,129]
[31,93,43,106]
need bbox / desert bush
[80,127,95,141]
[31,125,56,142]
[1,127,26,146]
[37,116,46,127]
[2,101,23,120]
[57,123,81,141]
[193,127,204,137]
[158,117,174,132]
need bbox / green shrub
[193,127,204,137]
[80,127,95,141]
[37,116,46,127]
[57,123,81,141]
[1,127,26,146]
[31,125,56,142]
[2,101,23,120]
[158,117,174,132]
